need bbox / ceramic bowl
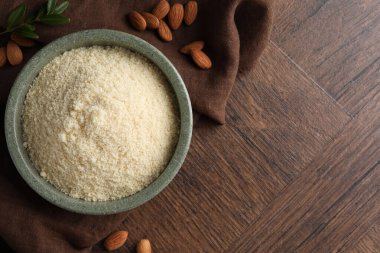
[5,29,192,215]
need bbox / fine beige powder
[22,46,180,201]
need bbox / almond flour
[22,46,179,201]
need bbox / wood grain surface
[90,0,380,252]
[227,92,380,253]
[272,0,380,117]
[349,222,380,253]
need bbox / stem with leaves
[0,0,70,39]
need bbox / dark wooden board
[272,0,380,116]
[226,91,380,253]
[349,222,380,253]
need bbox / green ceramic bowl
[5,29,192,215]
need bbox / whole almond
[180,41,205,54]
[7,41,23,66]
[158,20,173,42]
[190,50,212,70]
[137,239,152,253]
[128,11,147,31]
[103,230,129,251]
[11,33,36,47]
[141,12,160,29]
[0,47,7,67]
[168,3,184,30]
[152,0,170,19]
[184,1,198,26]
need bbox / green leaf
[47,0,57,14]
[39,14,70,25]
[15,26,39,39]
[7,3,27,29]
[54,1,69,14]
[25,23,36,31]
[17,23,36,32]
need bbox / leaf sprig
[0,0,70,39]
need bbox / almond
[152,0,170,19]
[141,12,160,29]
[0,47,7,67]
[11,33,36,47]
[7,41,23,66]
[128,11,147,31]
[137,239,152,253]
[168,3,184,30]
[158,20,173,42]
[103,230,129,251]
[180,40,205,54]
[190,50,212,70]
[184,1,198,26]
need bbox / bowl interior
[5,29,192,215]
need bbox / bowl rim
[4,29,193,215]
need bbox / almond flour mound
[22,46,179,201]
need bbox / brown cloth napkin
[0,0,273,252]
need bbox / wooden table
[95,1,380,252]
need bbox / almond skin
[7,41,23,66]
[0,47,7,67]
[168,3,184,30]
[190,50,212,70]
[137,239,152,253]
[128,11,147,31]
[141,12,160,29]
[184,1,198,26]
[180,41,205,54]
[103,230,129,251]
[11,33,36,47]
[152,0,170,19]
[158,20,173,42]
